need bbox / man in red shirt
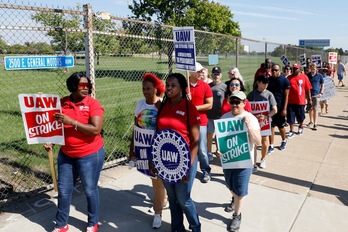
[189,62,213,183]
[286,63,312,138]
[253,58,273,88]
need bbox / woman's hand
[43,143,54,152]
[54,113,74,125]
[149,161,158,176]
[181,169,191,183]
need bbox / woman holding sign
[156,73,201,232]
[216,91,261,232]
[128,72,168,229]
[45,72,105,232]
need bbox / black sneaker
[224,198,235,212]
[228,213,241,232]
[202,172,211,183]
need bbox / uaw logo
[151,129,190,184]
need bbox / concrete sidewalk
[1,86,348,232]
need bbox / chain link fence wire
[0,1,328,205]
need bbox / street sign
[299,39,330,47]
[4,55,74,70]
[173,27,196,72]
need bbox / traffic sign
[299,39,330,47]
[4,55,74,70]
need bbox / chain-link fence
[0,1,330,204]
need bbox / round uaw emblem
[151,129,190,184]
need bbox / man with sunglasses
[286,63,312,138]
[267,64,290,152]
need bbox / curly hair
[143,72,165,97]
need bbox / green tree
[128,0,241,71]
[31,9,84,55]
[31,5,119,65]
[0,36,9,54]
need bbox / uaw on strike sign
[18,94,64,145]
[214,117,253,169]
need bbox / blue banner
[4,56,74,70]
[133,126,156,178]
[151,129,190,184]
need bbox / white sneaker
[152,214,162,229]
[260,159,266,169]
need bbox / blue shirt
[307,72,323,96]
[267,74,290,109]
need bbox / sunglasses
[78,83,90,89]
[229,100,242,105]
[230,83,240,87]
[271,69,279,72]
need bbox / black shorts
[271,111,286,128]
[287,104,305,124]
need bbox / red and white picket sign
[18,94,64,145]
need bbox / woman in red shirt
[221,77,251,116]
[156,73,201,232]
[45,72,104,232]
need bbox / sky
[9,0,348,50]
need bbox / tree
[31,5,119,65]
[31,9,84,55]
[128,0,241,72]
[0,36,9,54]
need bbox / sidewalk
[1,86,348,232]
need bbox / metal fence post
[235,37,239,67]
[83,4,96,98]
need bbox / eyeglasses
[78,83,90,89]
[229,100,242,105]
[230,83,240,87]
[213,73,221,75]
[228,72,235,75]
[271,69,279,72]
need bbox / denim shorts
[223,168,252,197]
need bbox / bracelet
[74,120,78,130]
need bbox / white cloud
[234,11,300,21]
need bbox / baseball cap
[195,62,204,72]
[256,75,269,83]
[229,91,246,101]
[293,63,301,69]
[212,66,222,74]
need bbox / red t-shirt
[189,80,213,126]
[254,67,271,80]
[287,73,312,105]
[61,95,104,158]
[157,98,200,146]
[221,98,252,115]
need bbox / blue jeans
[163,158,201,232]
[198,126,211,175]
[55,146,105,227]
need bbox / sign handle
[186,71,191,96]
[47,149,58,192]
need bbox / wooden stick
[47,149,58,192]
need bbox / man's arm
[196,97,213,112]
